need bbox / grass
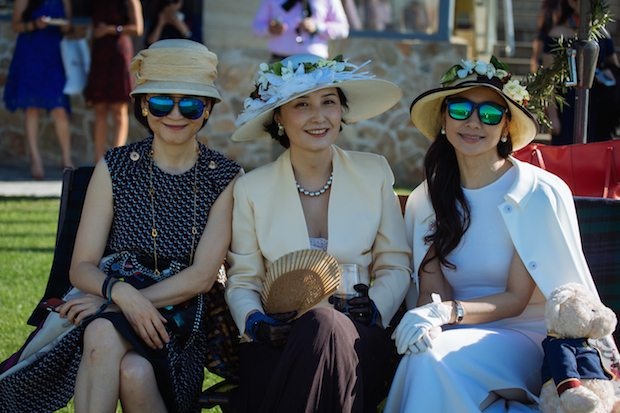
[0,197,223,412]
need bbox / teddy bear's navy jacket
[541,336,613,391]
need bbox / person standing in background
[83,0,143,162]
[3,0,73,180]
[253,0,349,60]
[542,0,620,144]
[529,0,560,73]
[144,0,193,47]
[340,0,362,29]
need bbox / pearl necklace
[296,173,333,197]
[148,144,199,276]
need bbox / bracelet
[115,25,123,34]
[106,278,118,303]
[105,278,122,303]
[101,276,112,298]
[453,300,464,324]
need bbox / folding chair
[27,166,94,327]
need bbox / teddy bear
[539,282,619,413]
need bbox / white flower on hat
[503,79,530,105]
[457,60,475,78]
[442,57,513,86]
[475,60,494,78]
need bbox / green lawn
[0,197,223,412]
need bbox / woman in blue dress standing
[3,0,73,180]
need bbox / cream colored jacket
[226,146,412,333]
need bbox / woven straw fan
[261,249,341,316]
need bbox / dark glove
[245,311,296,347]
[346,284,379,326]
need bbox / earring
[277,123,285,137]
[440,127,446,135]
[141,107,148,117]
[500,135,508,143]
[204,110,210,119]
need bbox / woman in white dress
[384,56,618,412]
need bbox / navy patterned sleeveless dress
[97,137,241,412]
[0,137,241,413]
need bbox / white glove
[391,301,452,355]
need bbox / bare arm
[126,0,144,36]
[92,0,143,39]
[69,160,114,293]
[147,5,191,46]
[416,246,452,306]
[417,247,536,324]
[11,0,52,33]
[60,0,72,33]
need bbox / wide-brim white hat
[129,39,222,101]
[410,58,539,151]
[231,54,402,142]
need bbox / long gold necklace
[148,143,200,276]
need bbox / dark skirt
[238,307,397,413]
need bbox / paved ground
[0,165,64,197]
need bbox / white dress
[385,167,546,412]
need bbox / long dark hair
[421,106,513,272]
[422,133,470,271]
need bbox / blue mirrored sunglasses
[146,96,206,120]
[445,98,507,126]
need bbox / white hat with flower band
[409,56,538,151]
[231,54,403,142]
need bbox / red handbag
[512,141,620,199]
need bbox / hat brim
[231,79,402,142]
[409,82,538,151]
[130,80,222,102]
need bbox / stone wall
[0,14,466,189]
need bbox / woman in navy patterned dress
[3,0,73,179]
[66,39,241,412]
[0,39,241,413]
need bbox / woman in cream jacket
[225,54,411,413]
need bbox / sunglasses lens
[447,101,473,121]
[178,98,205,120]
[478,103,505,125]
[148,96,174,117]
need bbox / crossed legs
[74,318,166,413]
